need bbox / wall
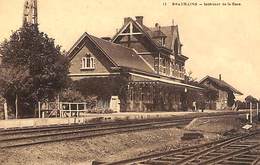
[69,45,110,75]
[216,90,228,110]
[201,80,229,110]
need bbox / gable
[111,17,188,66]
[112,19,159,53]
[200,76,243,95]
[67,32,155,75]
[69,45,111,75]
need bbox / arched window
[81,54,95,70]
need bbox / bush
[59,88,97,108]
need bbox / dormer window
[81,54,95,70]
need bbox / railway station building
[199,75,243,110]
[67,16,205,112]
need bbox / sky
[0,0,260,100]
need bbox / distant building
[67,16,204,112]
[199,75,243,110]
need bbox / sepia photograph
[0,0,259,164]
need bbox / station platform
[0,110,252,129]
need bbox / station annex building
[66,16,240,112]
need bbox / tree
[0,64,30,117]
[245,95,258,104]
[227,91,235,107]
[245,95,258,109]
[0,24,69,117]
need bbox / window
[161,38,166,46]
[160,57,166,74]
[81,56,95,70]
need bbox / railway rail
[0,111,249,135]
[0,112,252,150]
[98,130,260,165]
[0,118,191,149]
[0,117,191,135]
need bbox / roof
[67,32,155,74]
[148,25,178,50]
[199,76,243,95]
[113,17,188,59]
[88,34,155,73]
[130,72,204,91]
[111,18,172,53]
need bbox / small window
[81,56,95,70]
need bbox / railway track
[98,130,260,165]
[0,117,192,136]
[0,112,251,150]
[0,118,191,149]
[0,111,249,136]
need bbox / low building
[199,75,243,110]
[67,16,204,112]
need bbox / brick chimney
[135,16,143,25]
[124,17,131,25]
[219,74,222,81]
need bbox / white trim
[129,72,203,90]
[81,56,95,70]
[113,21,143,42]
[112,22,131,42]
[199,75,209,83]
[138,55,155,72]
[136,52,154,55]
[118,32,142,36]
[132,49,155,55]
[69,73,120,77]
[67,33,87,56]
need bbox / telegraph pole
[257,102,259,121]
[250,102,253,124]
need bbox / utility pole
[250,102,253,124]
[257,102,259,121]
[4,101,8,120]
[15,94,18,119]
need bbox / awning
[129,73,204,90]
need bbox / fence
[38,102,96,118]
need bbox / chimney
[135,16,143,25]
[101,37,111,41]
[124,17,131,25]
[155,23,160,31]
[171,19,175,33]
[219,74,222,81]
